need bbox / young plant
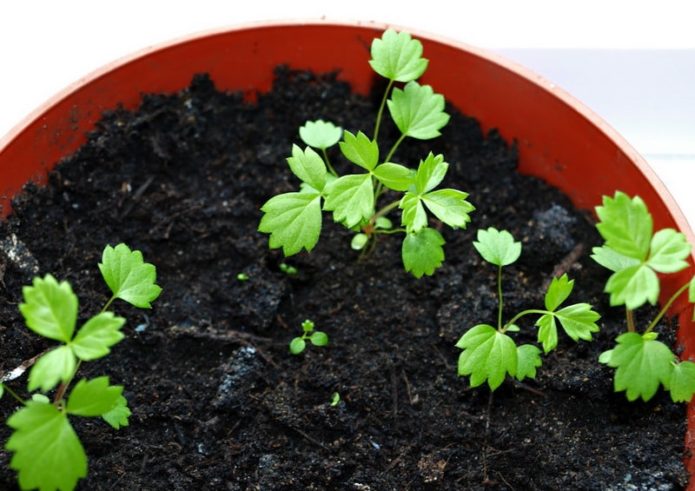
[592,191,695,402]
[2,243,161,491]
[289,319,329,355]
[258,29,475,278]
[456,228,601,390]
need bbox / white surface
[1,0,694,224]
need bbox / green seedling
[592,191,695,402]
[2,243,161,491]
[456,228,600,390]
[289,319,329,355]
[279,262,298,276]
[259,29,474,278]
[236,272,249,282]
[330,392,341,406]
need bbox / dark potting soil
[0,68,688,490]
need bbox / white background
[1,1,694,223]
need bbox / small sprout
[236,272,249,282]
[289,319,329,355]
[592,191,695,403]
[279,262,298,276]
[456,228,600,390]
[330,392,341,406]
[258,29,475,278]
[5,244,161,490]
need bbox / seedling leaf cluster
[592,191,695,402]
[456,228,600,390]
[259,29,474,277]
[2,243,161,490]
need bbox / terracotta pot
[1,20,693,486]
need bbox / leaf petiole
[626,308,636,333]
[384,133,407,163]
[2,384,26,405]
[502,309,551,333]
[321,148,338,177]
[373,79,395,141]
[645,280,691,334]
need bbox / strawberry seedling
[456,228,601,390]
[289,319,329,355]
[259,29,474,277]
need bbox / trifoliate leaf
[387,82,449,140]
[99,244,162,309]
[286,145,328,191]
[301,319,315,332]
[554,303,600,342]
[310,331,329,346]
[604,332,675,401]
[595,192,652,260]
[289,337,306,355]
[515,344,542,381]
[71,312,126,361]
[323,174,374,228]
[591,246,640,272]
[299,120,342,150]
[400,192,428,233]
[535,314,558,353]
[339,131,378,171]
[373,163,414,191]
[414,153,448,194]
[422,189,474,229]
[669,361,695,403]
[647,228,691,273]
[67,377,123,417]
[351,233,369,250]
[259,192,323,255]
[456,324,517,390]
[19,274,77,343]
[544,274,574,311]
[369,29,428,82]
[473,228,522,267]
[402,227,445,278]
[28,345,76,392]
[102,395,131,429]
[605,263,659,309]
[6,401,87,491]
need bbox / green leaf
[535,314,558,353]
[324,174,374,228]
[299,120,342,150]
[28,346,76,392]
[71,312,126,361]
[595,192,652,260]
[605,263,659,309]
[0,384,4,400]
[19,274,77,343]
[286,144,328,191]
[414,153,448,194]
[339,131,378,171]
[554,303,601,342]
[387,82,449,140]
[373,163,414,191]
[400,192,428,233]
[422,189,474,229]
[375,217,393,229]
[289,337,306,355]
[473,228,522,267]
[351,233,369,250]
[259,192,323,255]
[310,331,329,346]
[99,243,162,309]
[301,319,315,332]
[544,274,574,311]
[598,349,614,364]
[690,276,695,321]
[604,332,675,401]
[102,395,131,429]
[669,361,695,403]
[67,377,123,417]
[591,246,640,272]
[369,29,428,82]
[456,324,517,390]
[647,228,691,273]
[6,401,87,491]
[515,344,542,381]
[402,228,445,278]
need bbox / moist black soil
[0,68,688,490]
